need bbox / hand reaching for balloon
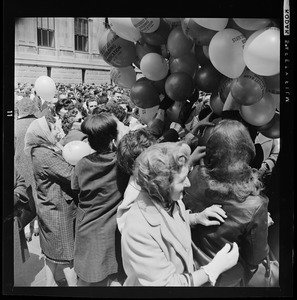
[191,112,215,136]
[193,205,227,227]
[189,145,206,167]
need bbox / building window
[75,18,89,52]
[37,18,55,47]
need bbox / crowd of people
[12,80,280,287]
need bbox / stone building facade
[15,17,114,86]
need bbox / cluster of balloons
[99,18,280,137]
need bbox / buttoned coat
[121,191,196,286]
[31,146,77,261]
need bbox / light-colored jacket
[116,176,140,234]
[121,191,195,286]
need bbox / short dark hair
[55,98,74,115]
[81,113,118,152]
[117,128,156,175]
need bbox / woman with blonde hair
[121,141,239,286]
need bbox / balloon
[209,92,224,116]
[239,92,276,126]
[141,19,171,46]
[167,26,193,58]
[134,41,162,68]
[110,66,136,89]
[138,104,159,124]
[195,63,224,93]
[130,78,160,108]
[233,18,271,31]
[165,72,195,102]
[99,28,136,67]
[257,111,280,139]
[131,18,160,33]
[243,27,280,76]
[194,45,210,66]
[209,28,246,78]
[62,141,93,165]
[163,18,182,28]
[169,52,198,78]
[263,74,280,111]
[231,68,266,106]
[218,77,234,103]
[140,53,169,81]
[108,18,141,42]
[34,76,56,102]
[192,18,229,31]
[226,18,255,39]
[166,101,183,123]
[181,18,217,46]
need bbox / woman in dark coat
[183,119,269,287]
[71,113,128,286]
[24,114,77,286]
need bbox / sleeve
[265,138,280,171]
[42,150,74,186]
[14,169,28,202]
[241,196,269,267]
[122,222,190,286]
[71,167,80,193]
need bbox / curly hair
[61,108,80,135]
[134,142,191,208]
[81,113,118,152]
[117,128,156,175]
[200,119,264,202]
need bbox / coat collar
[136,191,193,273]
[136,191,187,226]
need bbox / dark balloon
[141,19,171,46]
[257,111,280,138]
[130,78,160,109]
[165,72,195,102]
[195,63,224,93]
[170,52,199,78]
[194,45,210,67]
[167,26,193,58]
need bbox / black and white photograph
[2,0,294,298]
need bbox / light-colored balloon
[62,141,93,165]
[243,27,280,76]
[131,18,160,33]
[192,18,229,31]
[209,29,246,78]
[138,105,159,124]
[34,76,56,102]
[140,53,169,81]
[109,18,141,42]
[110,66,136,89]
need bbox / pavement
[15,230,67,287]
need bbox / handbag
[247,249,279,287]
